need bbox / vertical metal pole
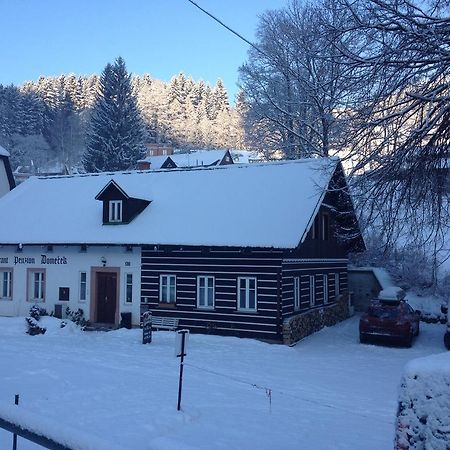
[177,331,186,411]
[12,394,19,450]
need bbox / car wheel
[444,332,450,350]
[360,334,367,344]
[414,323,420,337]
[404,329,413,348]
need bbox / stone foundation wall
[282,294,350,345]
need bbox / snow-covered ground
[0,315,447,450]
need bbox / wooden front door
[96,272,117,324]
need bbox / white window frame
[294,276,300,311]
[237,277,257,312]
[322,213,329,240]
[197,275,215,309]
[109,200,122,223]
[1,269,13,300]
[309,275,315,307]
[125,273,133,304]
[311,215,320,240]
[79,271,87,302]
[28,269,45,302]
[323,274,328,304]
[160,274,176,304]
[335,272,340,297]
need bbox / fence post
[12,394,19,450]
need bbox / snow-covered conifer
[83,57,146,172]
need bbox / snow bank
[396,352,450,449]
[406,292,445,322]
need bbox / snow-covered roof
[140,155,171,169]
[0,145,10,157]
[142,150,231,169]
[0,158,339,248]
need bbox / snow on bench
[152,316,179,331]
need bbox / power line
[185,0,269,59]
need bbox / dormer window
[109,200,122,223]
[96,179,151,225]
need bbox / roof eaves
[296,159,339,247]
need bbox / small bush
[65,307,88,329]
[25,305,47,335]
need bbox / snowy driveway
[0,316,446,450]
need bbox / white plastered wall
[0,245,142,326]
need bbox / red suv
[359,298,420,347]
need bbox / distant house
[0,146,15,198]
[0,158,363,344]
[13,161,70,185]
[137,149,235,170]
[144,143,174,157]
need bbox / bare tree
[332,0,450,285]
[239,0,361,159]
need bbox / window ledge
[237,309,258,314]
[197,306,215,311]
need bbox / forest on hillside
[0,72,247,171]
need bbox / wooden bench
[152,316,179,331]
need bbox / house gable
[95,180,151,225]
[0,150,16,197]
[160,157,177,169]
[297,162,364,258]
[219,150,234,166]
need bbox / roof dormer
[95,179,151,225]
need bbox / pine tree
[83,57,145,172]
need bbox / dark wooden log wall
[281,259,349,319]
[141,246,284,340]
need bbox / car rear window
[368,306,400,319]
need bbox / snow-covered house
[0,145,15,198]
[137,149,234,170]
[0,158,363,343]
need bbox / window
[160,275,176,304]
[238,277,257,312]
[125,273,133,303]
[197,276,214,309]
[109,200,122,222]
[312,215,320,239]
[1,270,12,299]
[79,272,87,302]
[335,273,340,297]
[28,269,45,302]
[294,276,300,310]
[309,275,315,307]
[323,274,328,304]
[322,213,330,240]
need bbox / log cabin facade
[0,158,363,344]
